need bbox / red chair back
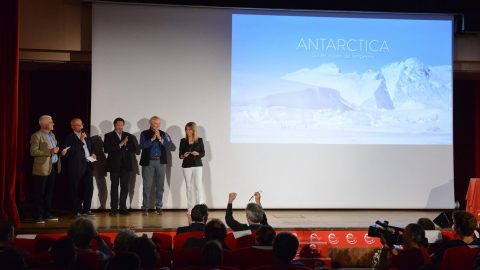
[246,265,311,270]
[441,246,480,270]
[152,232,173,250]
[225,232,256,250]
[172,247,203,269]
[174,231,204,249]
[224,247,275,269]
[76,249,101,270]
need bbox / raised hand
[228,192,237,203]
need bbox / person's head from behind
[452,210,477,238]
[246,203,264,225]
[417,217,436,230]
[191,204,209,223]
[404,223,427,248]
[106,252,141,270]
[129,236,160,269]
[273,232,299,265]
[0,220,15,245]
[205,218,227,243]
[255,225,276,246]
[67,217,96,249]
[202,240,223,266]
[51,237,77,267]
[114,229,138,253]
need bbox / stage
[18,209,442,233]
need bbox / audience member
[177,204,208,234]
[184,218,228,249]
[417,218,436,230]
[106,252,141,270]
[0,221,26,270]
[129,235,163,270]
[67,217,111,266]
[273,232,302,266]
[51,236,77,268]
[430,211,479,265]
[255,225,276,247]
[226,192,268,232]
[378,223,429,270]
[202,240,224,266]
[113,229,138,253]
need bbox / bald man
[29,115,61,223]
[62,118,96,217]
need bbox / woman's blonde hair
[185,122,198,142]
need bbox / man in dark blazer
[103,117,137,216]
[62,118,96,217]
[176,204,209,234]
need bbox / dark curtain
[0,0,20,227]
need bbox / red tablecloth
[466,178,480,219]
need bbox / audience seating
[223,247,275,269]
[152,232,174,250]
[177,266,241,270]
[246,265,311,270]
[76,249,101,270]
[172,247,203,269]
[440,246,480,270]
[173,231,204,249]
[225,232,256,250]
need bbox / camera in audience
[368,220,404,246]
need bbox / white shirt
[74,131,91,160]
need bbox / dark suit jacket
[103,131,137,173]
[176,222,206,234]
[225,203,268,232]
[63,132,94,176]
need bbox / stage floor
[18,209,443,234]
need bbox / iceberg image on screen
[230,14,452,144]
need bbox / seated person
[67,217,112,267]
[0,220,26,270]
[417,218,436,230]
[417,217,443,245]
[129,235,164,270]
[177,204,208,234]
[377,223,429,270]
[106,252,141,270]
[51,237,77,268]
[255,225,276,247]
[225,192,268,232]
[113,229,138,253]
[430,210,480,265]
[184,218,228,249]
[272,232,304,267]
[202,240,224,267]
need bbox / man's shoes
[32,218,45,224]
[74,213,82,218]
[119,210,131,216]
[43,216,59,221]
[142,209,148,216]
[83,211,95,217]
[109,210,118,216]
[155,209,163,215]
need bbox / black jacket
[103,131,137,172]
[63,132,94,176]
[176,222,206,234]
[225,203,268,232]
[179,138,205,168]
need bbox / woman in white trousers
[179,122,205,213]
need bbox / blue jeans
[141,160,166,210]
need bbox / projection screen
[92,2,454,209]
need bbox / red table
[466,178,480,220]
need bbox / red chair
[13,238,36,253]
[35,236,56,252]
[224,247,275,269]
[173,231,204,249]
[440,246,480,270]
[25,251,52,267]
[172,247,203,269]
[225,232,257,250]
[246,265,311,270]
[90,234,112,250]
[158,248,173,269]
[152,232,173,250]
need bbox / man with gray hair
[139,116,174,215]
[225,192,268,231]
[29,115,61,223]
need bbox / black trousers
[70,164,93,214]
[33,168,56,219]
[110,170,130,211]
